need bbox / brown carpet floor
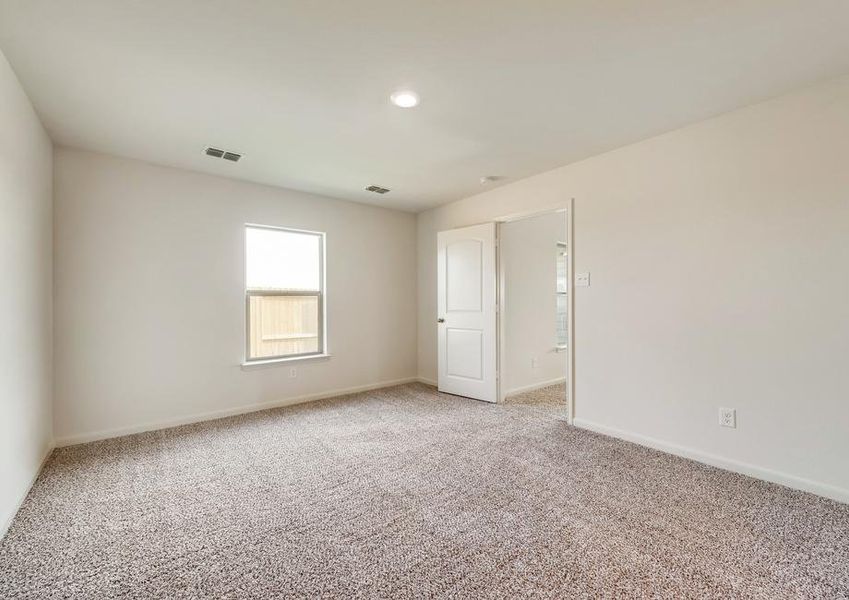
[504,383,568,420]
[1,383,848,599]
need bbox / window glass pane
[556,294,568,347]
[556,245,568,294]
[556,243,567,347]
[246,227,320,291]
[248,294,319,359]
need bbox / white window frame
[243,223,327,365]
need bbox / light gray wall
[0,51,53,536]
[417,74,849,501]
[54,149,418,444]
[501,212,567,394]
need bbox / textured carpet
[504,383,568,420]
[2,383,848,599]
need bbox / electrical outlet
[575,272,590,287]
[531,357,539,369]
[288,368,297,378]
[719,407,736,428]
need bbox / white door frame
[494,199,575,424]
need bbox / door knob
[437,318,445,323]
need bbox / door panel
[446,328,483,379]
[446,240,482,311]
[437,223,497,402]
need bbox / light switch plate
[576,272,590,287]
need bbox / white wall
[418,74,849,502]
[54,149,417,444]
[0,51,53,536]
[501,212,567,394]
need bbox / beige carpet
[504,383,568,420]
[1,383,847,599]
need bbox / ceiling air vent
[204,147,242,162]
[365,185,390,194]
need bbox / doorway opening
[497,206,572,422]
[434,201,574,422]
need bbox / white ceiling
[2,1,849,212]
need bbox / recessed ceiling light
[390,90,419,108]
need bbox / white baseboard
[416,377,437,387]
[0,441,54,540]
[55,377,419,447]
[504,377,567,398]
[573,418,849,505]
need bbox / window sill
[241,353,332,369]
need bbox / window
[555,242,568,349]
[245,225,325,362]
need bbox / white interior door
[437,223,497,403]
